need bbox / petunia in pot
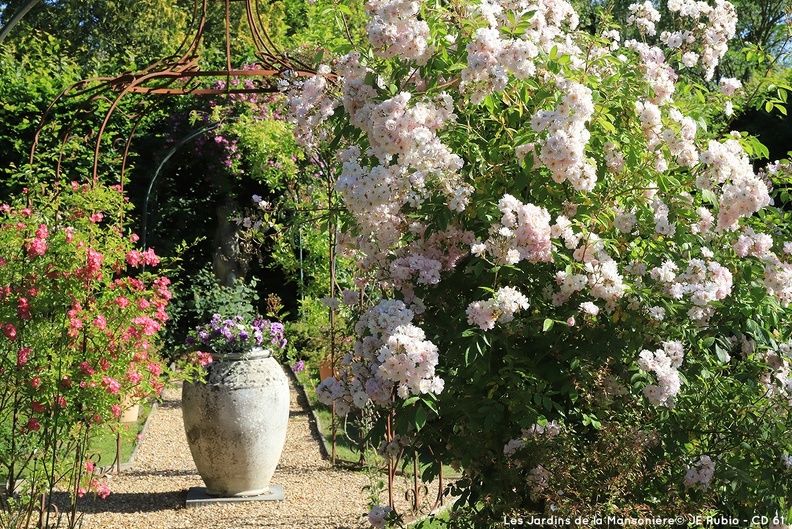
[181,313,289,498]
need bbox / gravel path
[78,373,372,529]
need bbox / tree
[0,0,189,72]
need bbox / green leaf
[542,318,554,332]
[403,396,420,406]
[715,345,731,364]
[415,405,427,432]
[701,189,718,205]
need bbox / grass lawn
[88,399,154,470]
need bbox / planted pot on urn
[182,314,289,497]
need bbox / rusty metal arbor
[28,0,314,186]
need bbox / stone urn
[182,347,289,497]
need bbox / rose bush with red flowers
[0,181,170,527]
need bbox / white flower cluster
[460,0,579,104]
[719,77,742,95]
[732,226,773,259]
[664,108,699,167]
[613,207,637,234]
[782,453,792,471]
[699,0,738,80]
[531,80,597,192]
[365,0,432,64]
[764,259,792,307]
[316,300,443,414]
[389,227,476,290]
[466,286,530,331]
[652,197,677,237]
[697,139,771,232]
[721,199,792,308]
[627,1,661,36]
[284,66,339,152]
[527,465,551,497]
[758,343,792,399]
[547,221,627,310]
[650,258,733,324]
[662,0,737,80]
[378,433,409,458]
[637,341,685,407]
[472,194,553,266]
[625,42,677,106]
[334,83,468,267]
[587,259,627,308]
[684,454,715,491]
[552,268,587,306]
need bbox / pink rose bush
[0,181,170,525]
[286,0,792,524]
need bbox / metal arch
[0,0,42,44]
[28,0,318,185]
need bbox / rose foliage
[0,181,170,526]
[286,0,792,524]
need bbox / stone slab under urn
[182,347,289,501]
[185,484,284,508]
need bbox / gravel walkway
[78,373,371,529]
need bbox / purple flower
[292,360,305,373]
[270,322,286,349]
[188,314,287,356]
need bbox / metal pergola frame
[27,0,316,186]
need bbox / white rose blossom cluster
[758,343,792,400]
[530,79,597,192]
[284,65,339,152]
[527,465,551,498]
[782,453,792,471]
[365,0,432,64]
[471,194,553,265]
[503,420,563,457]
[466,286,531,331]
[460,0,580,104]
[684,454,716,491]
[697,139,772,232]
[546,219,628,310]
[625,41,678,106]
[627,1,661,36]
[637,341,686,407]
[389,227,476,293]
[333,56,471,271]
[649,258,733,324]
[658,0,737,79]
[316,299,443,415]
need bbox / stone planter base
[185,485,284,508]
